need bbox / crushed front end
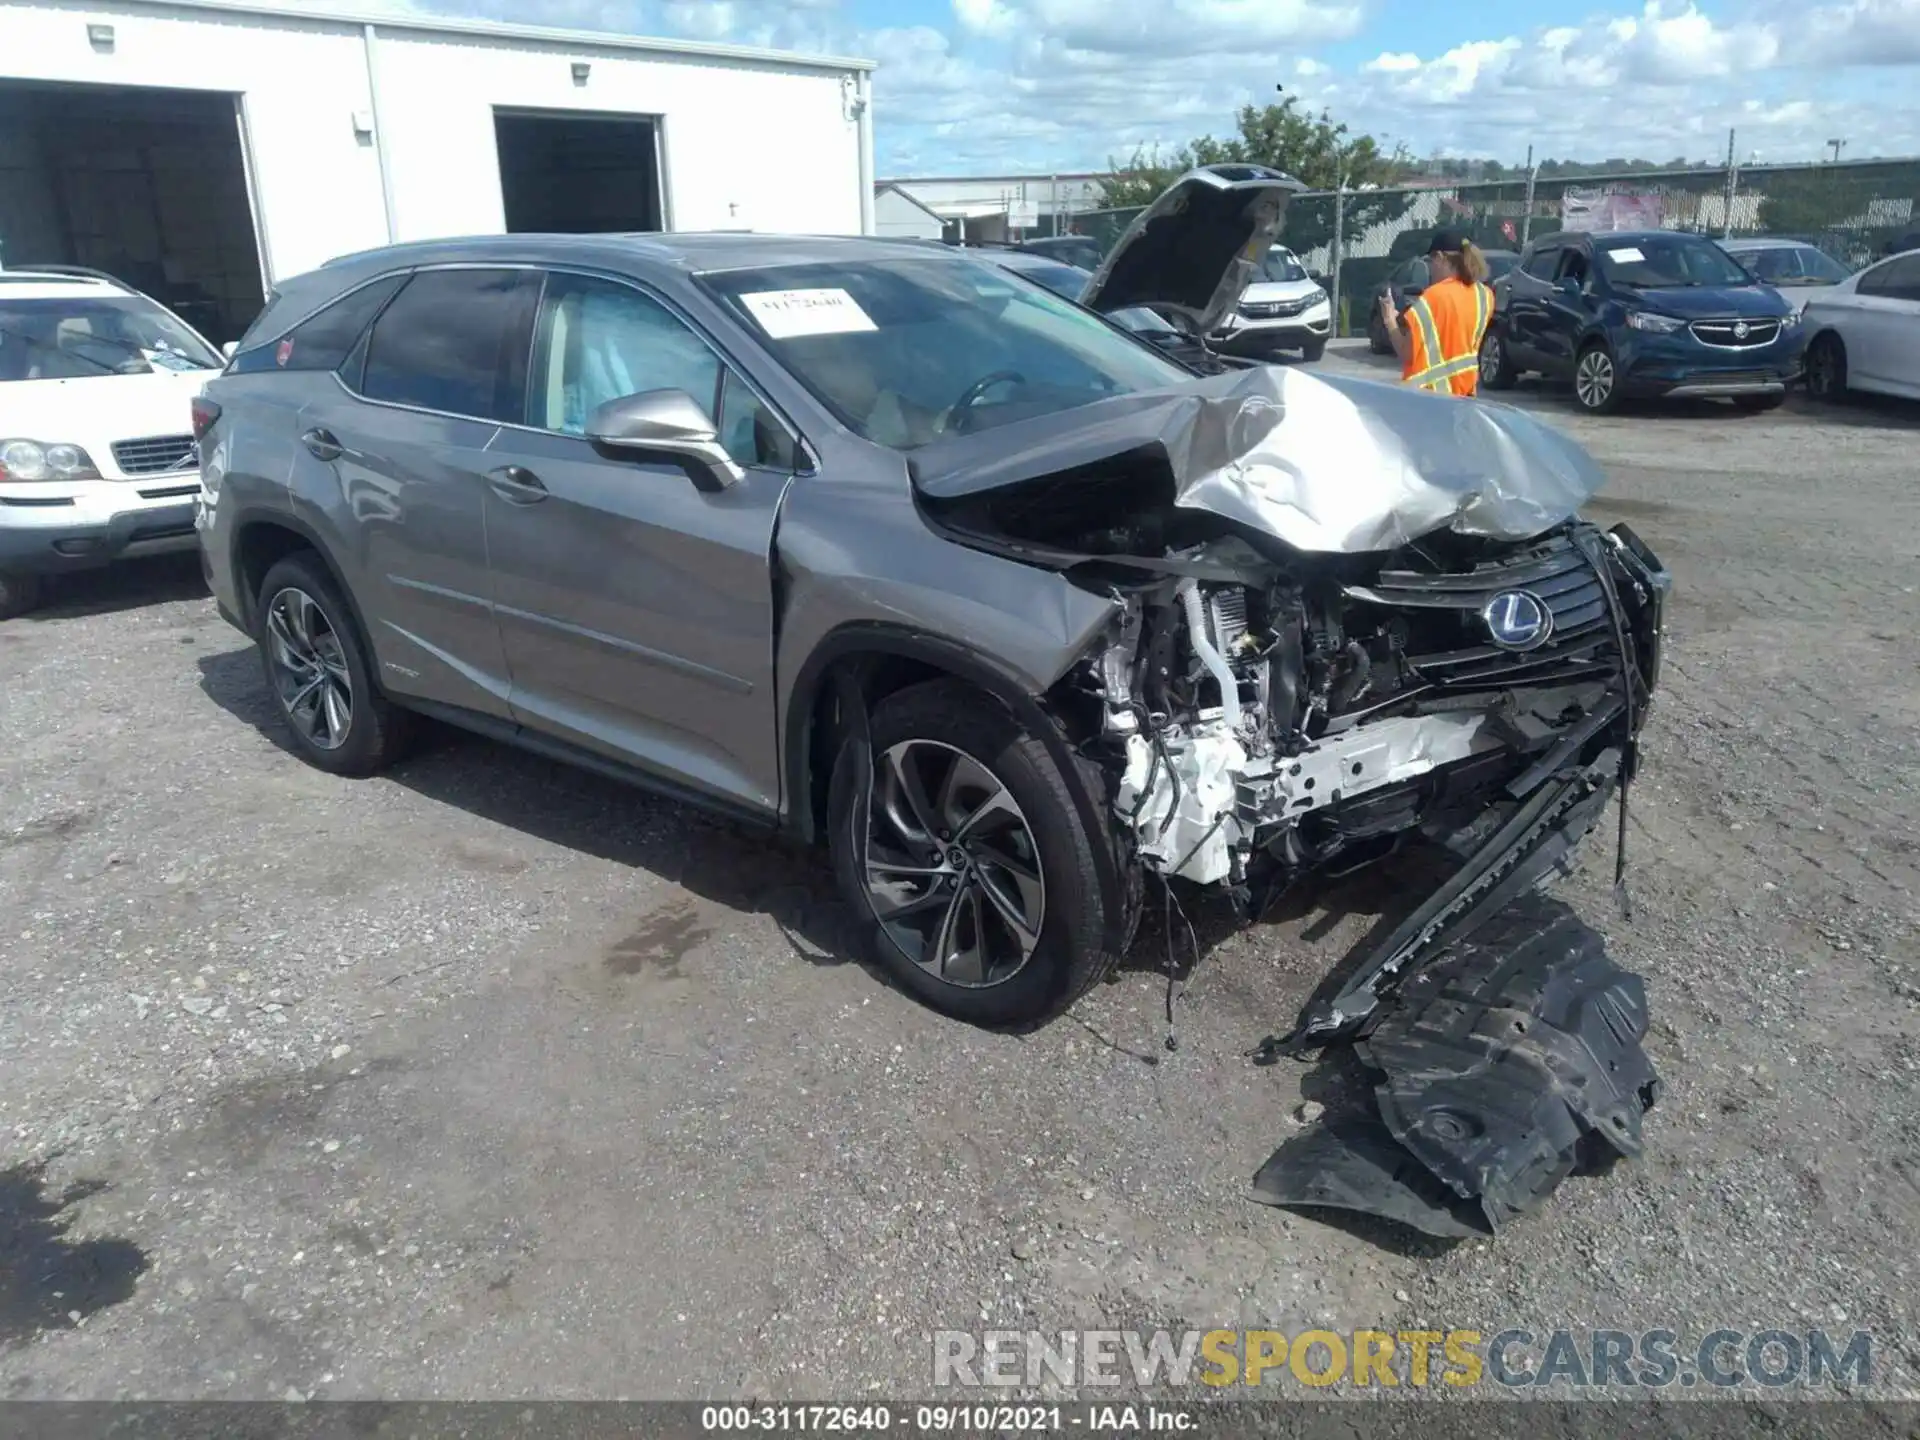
[911,363,1674,1237]
[1064,516,1670,1235]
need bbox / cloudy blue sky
[367,0,1920,174]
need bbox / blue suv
[1479,229,1805,414]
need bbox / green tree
[1101,96,1412,206]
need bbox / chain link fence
[1071,156,1920,337]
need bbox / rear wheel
[1805,332,1848,401]
[1478,326,1518,390]
[0,571,44,621]
[254,551,413,777]
[828,679,1120,1027]
[1572,341,1622,414]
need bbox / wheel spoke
[974,865,1041,957]
[321,681,351,742]
[882,744,944,847]
[928,877,973,978]
[872,875,956,924]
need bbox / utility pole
[1721,127,1738,237]
[1826,138,1846,163]
[1520,142,1537,247]
[1329,157,1347,336]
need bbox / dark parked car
[1478,230,1805,413]
[1367,248,1518,354]
[1015,235,1105,271]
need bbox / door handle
[301,427,344,462]
[488,465,548,504]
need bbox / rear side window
[357,268,541,423]
[1858,253,1920,300]
[227,275,407,375]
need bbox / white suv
[0,270,225,618]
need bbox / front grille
[1242,296,1311,319]
[111,435,197,476]
[1352,532,1617,688]
[1689,318,1780,347]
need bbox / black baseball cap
[1427,228,1468,255]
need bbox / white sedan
[1802,249,1920,402]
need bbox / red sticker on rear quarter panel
[276,338,294,367]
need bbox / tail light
[191,398,222,442]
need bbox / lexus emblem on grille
[1483,589,1553,651]
[1733,320,1750,340]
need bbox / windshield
[702,257,1192,450]
[1736,245,1850,286]
[1260,248,1308,283]
[1595,236,1754,289]
[0,293,221,381]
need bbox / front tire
[1299,338,1326,363]
[254,551,412,777]
[1805,332,1848,401]
[0,571,44,621]
[1573,340,1622,414]
[828,679,1120,1027]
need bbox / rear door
[1535,245,1596,376]
[480,269,801,815]
[293,266,540,719]
[1846,254,1920,391]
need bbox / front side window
[358,268,540,422]
[1521,247,1559,280]
[701,256,1192,450]
[531,273,793,471]
[1595,236,1753,288]
[0,293,221,382]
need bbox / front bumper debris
[1252,892,1660,1237]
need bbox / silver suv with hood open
[197,166,1671,1237]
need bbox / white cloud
[311,0,1920,171]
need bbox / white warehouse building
[0,0,876,342]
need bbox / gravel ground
[2,346,1917,1404]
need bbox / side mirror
[220,340,238,359]
[585,388,744,491]
[1557,276,1584,299]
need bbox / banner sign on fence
[1560,187,1665,232]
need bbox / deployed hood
[1081,165,1306,334]
[910,364,1608,555]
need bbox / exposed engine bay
[910,362,1673,1237]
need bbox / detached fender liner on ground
[1252,892,1661,1238]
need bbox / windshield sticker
[1606,247,1646,264]
[739,288,877,339]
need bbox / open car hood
[1080,165,1306,334]
[909,364,1609,555]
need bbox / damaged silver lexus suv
[197,167,1667,1095]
